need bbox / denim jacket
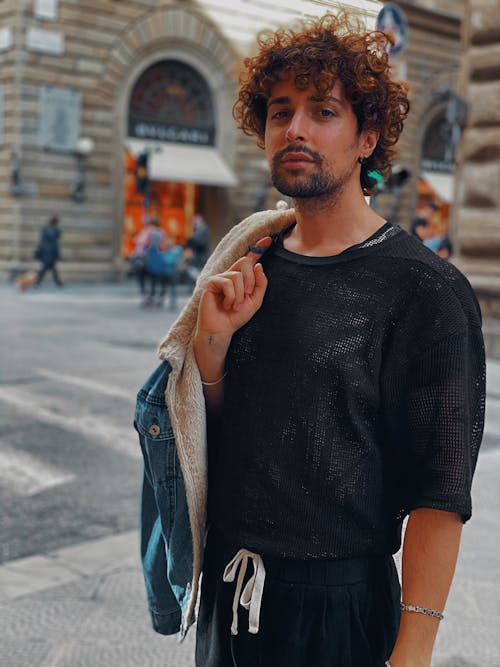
[135,360,194,639]
[135,208,296,640]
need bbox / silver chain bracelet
[400,602,444,620]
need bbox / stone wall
[0,1,22,274]
[453,0,500,317]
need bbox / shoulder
[380,230,482,330]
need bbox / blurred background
[1,1,499,666]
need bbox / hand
[195,236,272,342]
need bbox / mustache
[273,144,322,164]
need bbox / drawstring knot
[223,549,266,635]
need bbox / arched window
[128,60,215,146]
[421,92,467,174]
[421,111,454,173]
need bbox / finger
[205,275,236,310]
[245,236,273,264]
[224,270,245,308]
[239,260,256,295]
[250,263,268,309]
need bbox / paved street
[1,281,499,667]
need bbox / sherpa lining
[157,207,296,628]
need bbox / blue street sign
[376,3,409,58]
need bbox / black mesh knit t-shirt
[208,223,486,559]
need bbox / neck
[288,182,387,256]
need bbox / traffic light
[135,151,149,193]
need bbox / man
[136,11,485,667]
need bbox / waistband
[208,526,386,587]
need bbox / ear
[359,129,379,158]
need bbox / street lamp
[72,136,94,202]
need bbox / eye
[269,109,290,120]
[317,108,336,118]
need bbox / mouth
[280,153,315,167]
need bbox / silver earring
[357,156,364,165]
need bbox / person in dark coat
[35,215,63,286]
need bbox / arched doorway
[121,59,236,258]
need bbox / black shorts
[196,529,401,667]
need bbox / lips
[280,152,315,167]
[281,152,314,163]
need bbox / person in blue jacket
[35,215,63,287]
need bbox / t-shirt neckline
[272,221,402,265]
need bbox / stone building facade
[0,0,495,286]
[0,0,380,281]
[452,0,500,319]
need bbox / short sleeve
[403,327,485,522]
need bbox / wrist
[194,328,232,355]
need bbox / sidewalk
[1,360,499,667]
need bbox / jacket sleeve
[138,445,182,634]
[135,361,192,636]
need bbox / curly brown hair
[233,12,410,195]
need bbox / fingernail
[247,244,267,255]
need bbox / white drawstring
[223,549,266,635]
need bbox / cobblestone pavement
[1,383,498,667]
[0,283,499,667]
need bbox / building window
[128,60,215,146]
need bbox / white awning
[421,171,455,203]
[125,139,238,187]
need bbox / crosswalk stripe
[36,368,134,402]
[0,387,140,460]
[0,445,74,496]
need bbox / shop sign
[129,120,213,146]
[38,85,81,152]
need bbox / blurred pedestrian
[130,219,157,297]
[34,216,63,287]
[185,213,210,282]
[136,11,485,667]
[409,216,431,241]
[142,222,183,310]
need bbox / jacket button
[148,424,160,437]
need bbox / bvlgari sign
[128,60,216,147]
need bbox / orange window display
[122,150,200,258]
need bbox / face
[264,75,377,200]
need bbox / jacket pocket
[135,394,181,486]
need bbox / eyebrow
[267,95,345,108]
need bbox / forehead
[268,72,347,102]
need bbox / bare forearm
[390,508,463,667]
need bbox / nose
[285,111,308,143]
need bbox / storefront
[121,59,237,258]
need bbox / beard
[270,145,357,199]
